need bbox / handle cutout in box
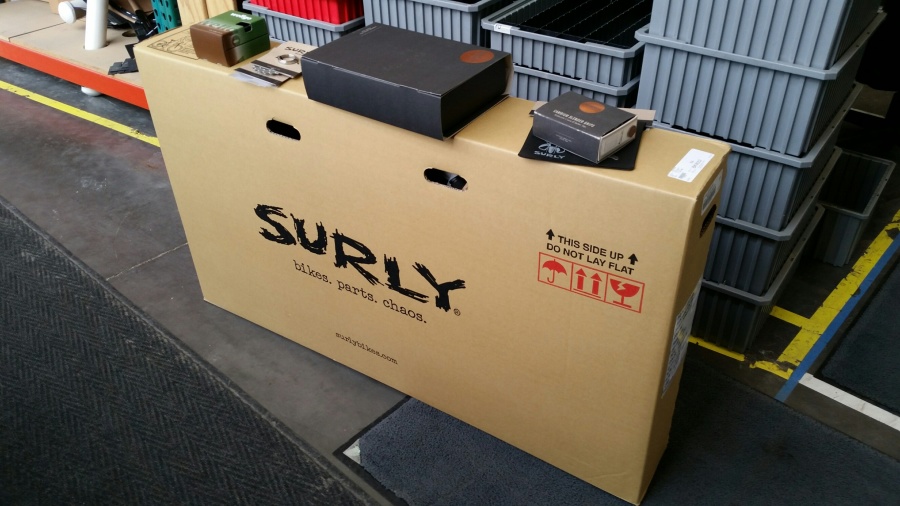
[266,119,300,141]
[424,168,468,191]
[700,205,716,238]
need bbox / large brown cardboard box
[135,27,729,505]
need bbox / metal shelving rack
[0,0,149,110]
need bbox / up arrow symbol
[546,229,555,241]
[628,254,638,265]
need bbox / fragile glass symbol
[609,279,640,307]
[542,259,566,283]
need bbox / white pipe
[83,0,110,50]
[58,0,87,24]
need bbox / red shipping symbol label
[537,253,644,313]
[538,254,570,287]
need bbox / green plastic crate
[151,0,181,33]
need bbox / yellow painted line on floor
[692,207,900,378]
[778,209,900,367]
[688,337,746,361]
[0,79,159,147]
[688,339,795,379]
[769,306,810,329]
[751,360,793,379]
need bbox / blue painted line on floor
[775,236,900,402]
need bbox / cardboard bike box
[135,28,728,505]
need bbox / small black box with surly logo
[301,23,511,140]
[533,92,638,164]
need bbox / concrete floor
[1,55,898,503]
[0,57,404,503]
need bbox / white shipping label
[669,149,714,183]
[663,279,701,397]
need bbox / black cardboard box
[533,92,638,163]
[301,23,511,139]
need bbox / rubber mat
[0,197,373,505]
[821,257,900,415]
[348,355,900,505]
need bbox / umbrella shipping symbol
[542,258,567,283]
[538,252,644,312]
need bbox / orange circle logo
[578,101,605,114]
[459,49,495,64]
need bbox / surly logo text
[535,142,566,160]
[254,205,466,316]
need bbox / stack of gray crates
[635,0,884,353]
[362,0,516,46]
[481,0,652,103]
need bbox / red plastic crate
[249,0,362,23]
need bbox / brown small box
[189,10,270,67]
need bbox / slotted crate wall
[651,85,858,230]
[703,149,838,296]
[813,150,896,266]
[692,206,824,353]
[482,0,651,87]
[244,2,364,45]
[635,15,882,157]
[248,0,364,24]
[511,65,639,105]
[647,0,881,69]
[363,0,514,46]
